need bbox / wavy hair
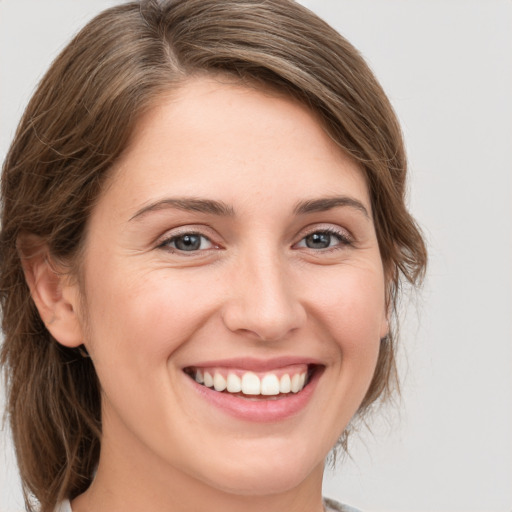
[0,1,427,510]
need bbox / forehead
[99,76,370,216]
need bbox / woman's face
[74,78,388,496]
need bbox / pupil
[176,234,201,251]
[306,232,330,249]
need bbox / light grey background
[1,1,511,511]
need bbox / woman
[0,1,426,511]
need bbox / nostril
[220,274,307,342]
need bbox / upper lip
[183,356,323,372]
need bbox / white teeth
[279,374,291,393]
[291,373,301,393]
[241,372,261,395]
[226,373,242,393]
[213,373,227,392]
[204,371,214,388]
[261,374,280,395]
[193,368,310,396]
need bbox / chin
[195,441,324,497]
[209,467,315,497]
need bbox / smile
[183,360,323,422]
[185,365,311,398]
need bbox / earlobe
[17,234,83,348]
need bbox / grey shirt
[323,497,361,512]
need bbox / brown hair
[0,0,426,510]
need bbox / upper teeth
[194,369,307,395]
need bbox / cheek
[80,269,201,427]
[312,264,387,342]
[83,266,218,368]
[307,263,386,405]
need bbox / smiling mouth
[183,364,320,400]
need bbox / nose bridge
[222,243,305,341]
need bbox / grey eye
[295,229,352,251]
[174,234,202,251]
[163,233,214,252]
[304,232,333,249]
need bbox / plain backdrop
[1,1,511,511]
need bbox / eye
[295,229,351,250]
[159,233,214,252]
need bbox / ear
[18,234,83,348]
[381,260,396,339]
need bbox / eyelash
[158,231,216,253]
[294,227,353,252]
[157,226,352,255]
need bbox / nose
[221,251,306,342]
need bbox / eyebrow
[293,196,370,218]
[129,198,235,221]
[129,195,369,222]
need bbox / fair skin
[25,77,388,512]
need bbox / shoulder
[323,496,362,512]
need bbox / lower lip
[186,368,322,423]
